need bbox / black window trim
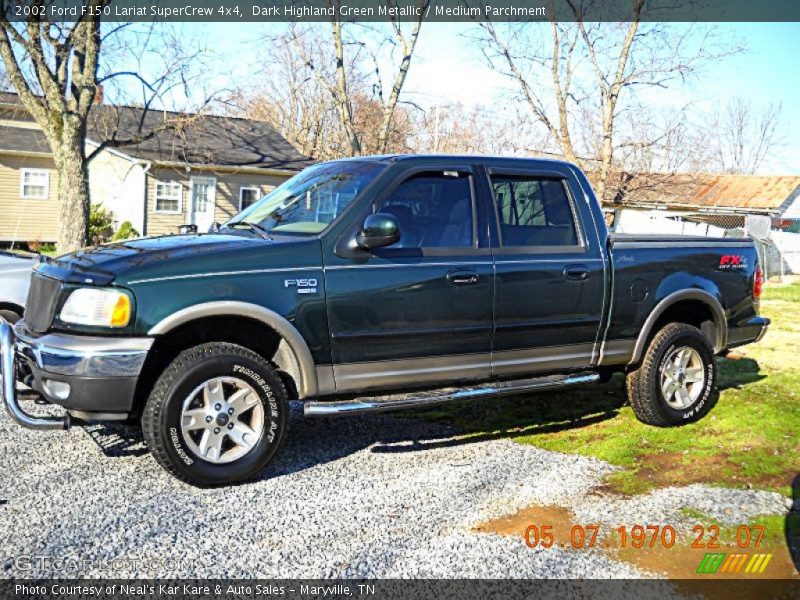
[484,169,587,255]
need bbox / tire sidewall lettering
[169,426,194,465]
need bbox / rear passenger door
[486,169,605,376]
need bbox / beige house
[0,92,312,244]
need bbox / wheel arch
[629,289,727,367]
[0,302,24,317]
[147,301,318,399]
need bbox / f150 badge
[284,278,318,294]
[718,255,747,270]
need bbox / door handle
[563,264,590,281]
[447,270,479,286]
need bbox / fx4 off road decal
[718,255,748,270]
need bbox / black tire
[142,342,289,486]
[0,309,21,324]
[626,323,717,427]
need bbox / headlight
[60,288,132,328]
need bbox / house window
[20,169,49,199]
[155,182,183,213]
[239,186,261,211]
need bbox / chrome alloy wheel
[180,377,264,464]
[660,346,706,410]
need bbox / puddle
[475,505,576,546]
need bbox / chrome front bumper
[0,316,69,429]
[0,318,154,430]
[14,324,153,379]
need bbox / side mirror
[357,213,400,250]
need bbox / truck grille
[24,273,63,333]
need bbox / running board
[304,371,600,416]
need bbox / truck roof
[330,153,580,169]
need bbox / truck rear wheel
[142,342,289,486]
[626,323,717,427]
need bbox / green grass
[411,283,800,497]
[680,508,796,547]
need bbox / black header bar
[3,0,800,23]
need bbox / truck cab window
[491,175,578,247]
[375,171,474,249]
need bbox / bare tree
[237,12,426,160]
[309,0,428,156]
[0,2,215,251]
[476,18,583,164]
[605,104,712,204]
[0,58,8,90]
[474,0,736,203]
[232,24,365,160]
[328,7,362,155]
[0,1,106,251]
[407,103,527,156]
[369,0,428,153]
[709,97,784,175]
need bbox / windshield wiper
[225,221,273,240]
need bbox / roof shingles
[0,93,312,170]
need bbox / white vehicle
[0,250,35,323]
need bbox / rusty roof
[595,171,800,213]
[682,174,800,211]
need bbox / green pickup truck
[0,155,768,485]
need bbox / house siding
[0,154,59,243]
[145,166,290,236]
[781,186,800,219]
[88,149,147,234]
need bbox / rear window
[491,175,579,247]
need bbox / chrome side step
[304,371,599,416]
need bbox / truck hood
[35,233,318,287]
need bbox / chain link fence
[609,208,800,281]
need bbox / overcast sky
[178,21,800,174]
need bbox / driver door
[324,168,493,392]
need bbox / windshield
[225,161,385,235]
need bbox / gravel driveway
[0,393,791,579]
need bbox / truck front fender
[148,301,319,398]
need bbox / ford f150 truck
[0,156,769,486]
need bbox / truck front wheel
[142,342,289,486]
[626,323,717,427]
